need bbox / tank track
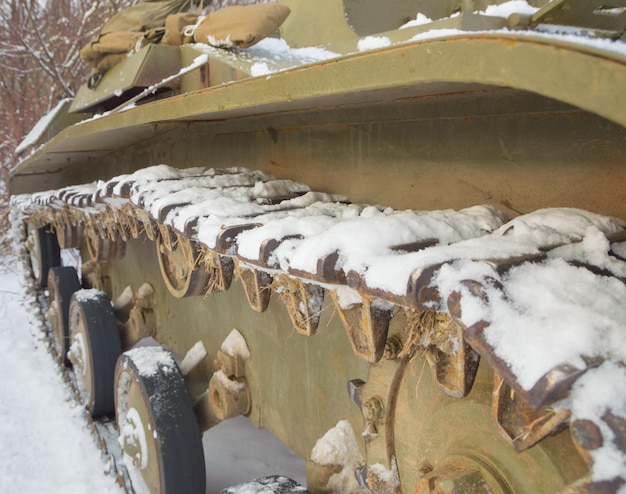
[11,165,626,492]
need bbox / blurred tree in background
[0,0,135,221]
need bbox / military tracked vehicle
[9,0,626,493]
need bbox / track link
[11,164,626,492]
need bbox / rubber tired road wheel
[47,266,81,366]
[26,223,61,287]
[390,356,588,493]
[115,347,206,494]
[67,289,122,417]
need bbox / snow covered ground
[0,252,306,494]
[0,256,123,493]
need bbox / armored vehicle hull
[10,1,626,493]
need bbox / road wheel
[115,347,206,494]
[26,223,61,287]
[47,266,81,366]
[67,289,122,417]
[362,351,588,493]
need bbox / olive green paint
[110,236,369,462]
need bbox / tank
[9,1,626,493]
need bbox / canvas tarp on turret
[191,4,291,48]
[80,0,193,72]
[80,1,291,75]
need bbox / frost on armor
[125,346,177,378]
[73,288,105,303]
[221,328,251,360]
[310,420,367,493]
[180,341,208,376]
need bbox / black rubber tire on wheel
[67,289,122,417]
[27,223,61,288]
[47,266,81,366]
[115,347,206,494]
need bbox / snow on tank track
[11,164,626,490]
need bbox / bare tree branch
[22,2,75,97]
